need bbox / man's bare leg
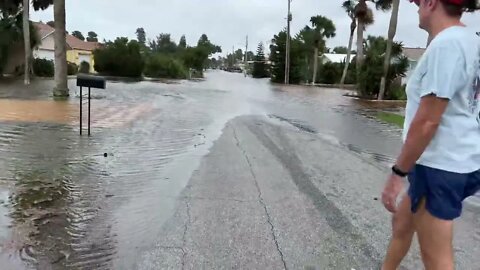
[382,195,415,270]
[414,200,454,270]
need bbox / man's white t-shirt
[403,26,480,173]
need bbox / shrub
[357,36,409,99]
[93,37,144,77]
[32,58,54,77]
[67,62,78,75]
[144,54,188,79]
[79,61,90,73]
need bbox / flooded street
[0,71,478,269]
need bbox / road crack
[180,199,191,270]
[232,125,288,270]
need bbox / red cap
[410,0,464,5]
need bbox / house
[32,22,55,61]
[5,22,100,74]
[402,47,426,84]
[320,53,355,64]
[66,34,100,73]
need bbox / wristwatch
[392,165,408,177]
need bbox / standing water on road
[0,71,415,268]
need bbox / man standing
[381,0,480,269]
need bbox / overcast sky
[31,0,479,55]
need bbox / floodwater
[0,71,430,269]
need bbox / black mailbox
[77,74,106,89]
[77,75,106,136]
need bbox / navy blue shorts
[408,165,480,220]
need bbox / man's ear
[428,0,439,10]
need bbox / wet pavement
[0,71,478,269]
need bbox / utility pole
[284,0,292,84]
[245,35,248,63]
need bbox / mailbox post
[77,75,106,136]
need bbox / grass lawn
[376,112,405,127]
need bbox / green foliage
[145,54,188,79]
[269,30,304,84]
[357,36,408,98]
[388,83,407,100]
[93,37,144,77]
[136,27,146,44]
[234,49,243,61]
[71,30,85,41]
[252,43,269,78]
[79,61,90,73]
[246,51,254,61]
[179,35,187,49]
[0,16,39,74]
[181,46,208,73]
[376,112,405,127]
[67,62,78,75]
[86,31,98,42]
[33,58,54,77]
[333,46,349,54]
[317,61,356,84]
[150,33,177,54]
[144,54,188,79]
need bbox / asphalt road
[137,115,480,270]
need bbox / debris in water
[104,153,108,157]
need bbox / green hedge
[93,37,144,78]
[79,61,90,73]
[144,54,188,79]
[67,62,78,75]
[33,58,54,77]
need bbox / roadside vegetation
[376,112,405,127]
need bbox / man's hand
[382,174,405,213]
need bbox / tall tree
[150,33,177,54]
[86,31,98,42]
[270,30,304,84]
[234,48,243,61]
[378,0,399,100]
[135,27,146,44]
[22,0,30,84]
[179,35,187,49]
[354,0,390,79]
[71,30,84,41]
[310,15,336,85]
[53,0,68,97]
[340,0,358,85]
[252,42,268,78]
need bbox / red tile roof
[34,21,101,52]
[33,21,55,39]
[65,35,100,51]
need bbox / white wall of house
[33,35,55,61]
[79,54,91,65]
[33,49,55,61]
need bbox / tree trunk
[312,47,319,85]
[340,19,356,85]
[53,0,69,97]
[378,0,400,100]
[356,18,364,73]
[23,0,30,85]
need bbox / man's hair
[441,0,479,17]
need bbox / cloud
[30,0,480,53]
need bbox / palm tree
[22,0,30,85]
[354,0,390,75]
[340,0,357,85]
[378,0,399,100]
[53,0,69,97]
[310,15,336,85]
